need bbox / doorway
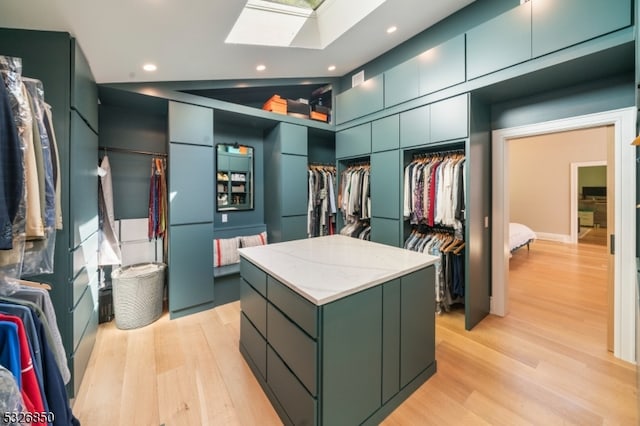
[492,107,636,364]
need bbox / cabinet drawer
[240,279,267,337]
[241,260,267,296]
[267,304,317,396]
[267,276,317,338]
[240,313,266,379]
[267,346,317,425]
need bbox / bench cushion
[213,237,240,267]
[213,263,240,278]
[239,231,268,248]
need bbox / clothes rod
[100,146,167,157]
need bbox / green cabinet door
[419,34,466,96]
[370,218,401,247]
[430,94,469,143]
[169,143,214,224]
[168,223,214,316]
[466,2,532,80]
[168,101,213,146]
[279,122,308,155]
[382,280,401,403]
[336,123,372,158]
[335,75,384,124]
[384,57,420,108]
[371,150,400,220]
[400,105,430,148]
[532,0,631,57]
[372,114,400,153]
[281,154,307,216]
[400,267,435,388]
[322,286,382,426]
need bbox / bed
[510,222,536,254]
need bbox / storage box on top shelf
[263,94,287,115]
[286,98,311,119]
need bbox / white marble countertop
[238,235,438,305]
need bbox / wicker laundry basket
[111,262,166,330]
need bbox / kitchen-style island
[238,235,439,425]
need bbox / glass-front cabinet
[216,144,254,211]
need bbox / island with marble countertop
[238,235,439,425]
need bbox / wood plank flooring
[72,240,637,425]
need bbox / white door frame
[492,107,636,363]
[570,160,607,244]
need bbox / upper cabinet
[335,75,384,125]
[466,1,532,80]
[384,58,420,108]
[418,35,466,96]
[430,94,468,143]
[336,123,371,158]
[168,102,214,146]
[71,40,98,131]
[531,0,631,57]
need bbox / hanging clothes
[307,164,337,238]
[148,157,167,241]
[98,155,122,266]
[0,281,79,425]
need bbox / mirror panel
[216,144,254,211]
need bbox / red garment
[0,313,47,426]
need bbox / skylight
[226,0,386,49]
[262,0,326,10]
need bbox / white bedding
[509,222,536,252]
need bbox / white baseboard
[535,232,572,243]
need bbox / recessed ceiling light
[142,63,157,72]
[256,64,266,71]
[328,65,336,71]
[386,26,397,34]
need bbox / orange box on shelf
[263,94,287,115]
[310,111,328,122]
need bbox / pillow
[240,231,267,248]
[213,237,240,267]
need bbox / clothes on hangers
[404,230,464,313]
[0,284,80,425]
[403,152,465,238]
[339,163,370,228]
[148,157,167,241]
[0,365,25,426]
[307,165,337,238]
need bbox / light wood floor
[72,240,637,425]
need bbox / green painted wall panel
[400,105,430,148]
[532,0,631,57]
[430,94,469,143]
[400,267,435,387]
[384,57,420,108]
[419,34,466,96]
[466,2,532,80]
[336,74,384,124]
[382,279,401,403]
[336,123,372,158]
[168,101,213,146]
[370,218,401,247]
[322,286,382,426]
[371,150,400,219]
[279,122,308,155]
[71,40,98,131]
[169,143,214,224]
[168,223,214,314]
[372,114,400,153]
[281,154,308,216]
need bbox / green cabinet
[372,115,400,153]
[370,218,401,247]
[400,105,430,148]
[336,123,372,158]
[170,143,215,224]
[168,101,213,146]
[335,74,384,124]
[419,34,466,96]
[384,57,420,108]
[430,94,469,143]
[531,0,631,57]
[239,258,436,425]
[371,150,400,220]
[466,2,532,79]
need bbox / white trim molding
[492,107,636,364]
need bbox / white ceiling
[0,0,475,84]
